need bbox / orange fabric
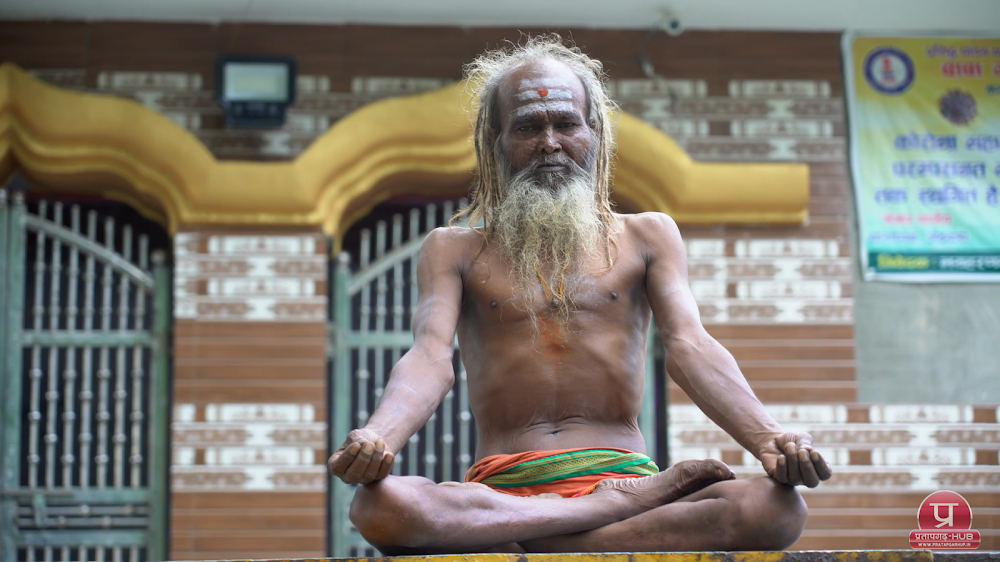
[464,448,646,498]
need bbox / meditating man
[328,35,832,554]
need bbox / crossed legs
[348,459,807,555]
[521,476,806,552]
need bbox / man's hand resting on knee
[329,429,395,484]
[758,432,833,488]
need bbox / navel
[490,300,498,309]
[610,291,618,300]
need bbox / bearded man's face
[495,58,595,187]
[490,59,603,318]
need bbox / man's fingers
[358,440,387,484]
[774,455,788,483]
[798,449,820,488]
[343,441,376,483]
[812,450,834,481]
[328,442,362,476]
[376,452,395,481]
[762,456,779,480]
[783,442,802,485]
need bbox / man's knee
[735,477,807,550]
[349,476,436,551]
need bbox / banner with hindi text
[843,32,1000,281]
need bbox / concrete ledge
[178,551,998,562]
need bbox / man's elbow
[421,342,457,370]
[662,325,713,356]
[401,342,456,381]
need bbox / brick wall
[170,232,328,560]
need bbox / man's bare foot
[592,459,735,517]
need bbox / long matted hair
[453,34,621,259]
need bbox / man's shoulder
[420,226,484,260]
[616,212,682,245]
[423,225,481,245]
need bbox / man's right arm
[327,227,465,484]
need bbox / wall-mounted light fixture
[215,55,297,128]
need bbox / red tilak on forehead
[538,89,548,97]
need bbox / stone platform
[178,551,999,562]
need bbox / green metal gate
[328,200,665,556]
[0,190,170,562]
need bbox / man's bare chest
[459,250,649,320]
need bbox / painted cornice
[0,62,808,240]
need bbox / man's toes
[705,459,736,481]
[676,459,733,485]
[666,459,735,499]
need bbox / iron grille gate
[328,200,665,556]
[0,190,170,562]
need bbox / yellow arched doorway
[1,62,808,245]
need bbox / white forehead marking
[518,77,576,90]
[512,101,576,118]
[516,89,573,101]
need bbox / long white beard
[493,159,603,323]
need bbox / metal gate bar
[2,189,28,560]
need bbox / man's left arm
[640,213,833,488]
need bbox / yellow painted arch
[0,62,808,241]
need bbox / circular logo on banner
[917,490,973,530]
[864,47,915,94]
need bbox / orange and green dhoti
[464,447,659,498]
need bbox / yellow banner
[843,33,1000,281]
